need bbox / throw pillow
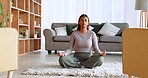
[66,24,77,35]
[72,26,94,31]
[115,29,122,36]
[55,27,67,36]
[91,23,104,36]
[98,22,120,36]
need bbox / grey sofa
[43,23,129,54]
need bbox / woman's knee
[92,54,104,61]
[99,56,104,62]
[59,56,67,67]
[59,56,68,63]
[92,55,104,66]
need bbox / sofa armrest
[43,29,56,50]
[49,29,56,36]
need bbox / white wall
[125,0,139,28]
[41,0,51,48]
[42,0,51,30]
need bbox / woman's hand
[100,50,106,56]
[58,51,64,57]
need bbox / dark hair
[77,14,90,30]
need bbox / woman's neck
[80,28,88,33]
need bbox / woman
[58,14,106,68]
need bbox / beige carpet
[22,62,128,78]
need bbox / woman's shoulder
[71,30,79,35]
[88,30,95,34]
[72,30,95,35]
[72,30,78,33]
[88,31,97,37]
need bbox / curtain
[48,0,125,23]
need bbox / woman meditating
[58,14,106,68]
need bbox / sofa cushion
[98,22,120,36]
[66,24,77,35]
[115,29,122,36]
[99,36,122,43]
[53,36,71,42]
[111,23,129,31]
[55,27,67,36]
[91,23,104,36]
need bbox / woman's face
[79,16,89,29]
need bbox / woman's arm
[92,32,102,54]
[58,32,75,57]
[63,32,75,56]
[92,32,106,56]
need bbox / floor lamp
[135,0,148,28]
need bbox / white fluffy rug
[22,62,128,77]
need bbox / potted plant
[11,0,14,6]
[0,1,17,38]
[0,2,9,28]
[12,0,14,3]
